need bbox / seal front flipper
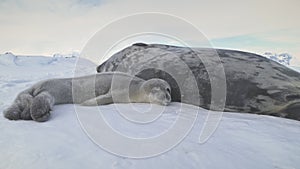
[80,93,113,106]
[30,91,55,122]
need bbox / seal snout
[163,92,171,105]
[142,78,172,106]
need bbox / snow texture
[0,53,300,169]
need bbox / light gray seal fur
[96,43,300,121]
[3,72,171,122]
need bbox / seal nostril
[166,93,170,101]
[167,88,170,94]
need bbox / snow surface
[0,53,300,169]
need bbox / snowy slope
[0,54,300,169]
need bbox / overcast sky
[1,0,299,65]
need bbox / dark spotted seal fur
[96,43,300,121]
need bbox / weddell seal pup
[96,43,300,120]
[3,72,171,122]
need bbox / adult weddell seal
[3,72,171,122]
[97,43,300,121]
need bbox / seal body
[96,43,300,120]
[3,72,171,122]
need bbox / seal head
[141,78,171,106]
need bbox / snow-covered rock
[263,52,292,65]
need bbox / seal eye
[166,88,171,94]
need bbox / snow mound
[0,54,300,169]
[0,52,17,66]
[0,53,81,67]
[0,52,83,67]
[0,54,96,93]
